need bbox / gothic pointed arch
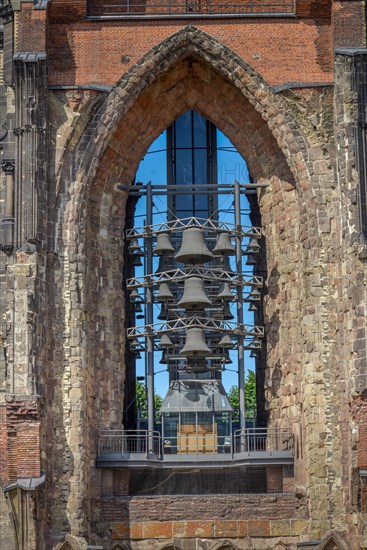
[210,540,239,550]
[56,24,315,211]
[317,532,349,550]
[111,542,131,550]
[53,534,89,550]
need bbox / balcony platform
[96,428,294,468]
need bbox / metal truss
[127,267,263,289]
[126,216,261,240]
[127,316,264,339]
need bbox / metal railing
[87,0,295,18]
[98,429,162,457]
[234,427,294,454]
[97,427,294,459]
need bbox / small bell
[218,333,233,348]
[159,351,167,365]
[130,289,141,301]
[128,237,142,254]
[217,282,233,301]
[222,303,234,320]
[245,254,256,266]
[157,282,174,302]
[212,231,235,256]
[249,303,258,311]
[131,255,143,267]
[157,304,168,321]
[245,236,260,253]
[133,302,143,313]
[155,256,166,274]
[246,288,261,301]
[153,232,175,256]
[159,333,174,348]
[221,256,234,274]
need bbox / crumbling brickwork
[0,2,366,550]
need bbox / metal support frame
[235,181,246,431]
[146,184,155,442]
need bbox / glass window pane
[193,112,207,147]
[176,149,193,185]
[194,149,207,185]
[175,112,192,148]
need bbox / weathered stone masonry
[0,2,366,550]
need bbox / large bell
[157,282,173,302]
[218,333,233,348]
[217,282,233,301]
[159,333,174,348]
[178,277,212,309]
[213,231,235,256]
[175,227,213,264]
[153,232,175,256]
[179,328,211,358]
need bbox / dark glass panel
[175,112,192,148]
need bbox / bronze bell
[157,282,174,302]
[128,237,142,254]
[222,303,234,320]
[175,227,213,264]
[218,333,233,348]
[213,231,235,256]
[245,236,260,253]
[130,288,141,301]
[217,282,233,301]
[157,304,168,321]
[153,232,175,256]
[178,277,212,309]
[155,256,166,274]
[159,333,174,348]
[179,328,211,358]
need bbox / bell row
[128,227,260,263]
[130,327,262,358]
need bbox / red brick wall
[16,3,47,52]
[333,0,366,49]
[42,0,334,86]
[0,399,41,485]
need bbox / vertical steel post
[146,183,155,448]
[234,181,246,432]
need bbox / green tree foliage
[136,380,163,419]
[228,370,257,419]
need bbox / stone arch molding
[210,540,239,550]
[59,24,312,210]
[317,532,349,550]
[53,534,89,550]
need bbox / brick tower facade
[0,1,367,549]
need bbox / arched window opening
[123,110,267,448]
